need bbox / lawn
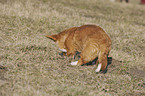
[0,0,145,96]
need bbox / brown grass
[0,0,145,96]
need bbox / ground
[0,0,145,96]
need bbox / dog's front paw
[70,61,78,66]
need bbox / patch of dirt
[129,68,145,78]
[106,58,145,79]
[106,57,123,73]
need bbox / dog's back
[73,25,111,52]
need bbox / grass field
[0,0,145,96]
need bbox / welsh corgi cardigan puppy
[46,25,112,73]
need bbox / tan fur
[46,25,112,72]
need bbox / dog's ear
[45,35,58,41]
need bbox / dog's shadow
[59,52,112,73]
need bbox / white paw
[59,48,67,52]
[95,64,102,73]
[70,61,78,66]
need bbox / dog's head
[46,27,78,53]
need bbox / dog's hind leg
[95,51,107,73]
[71,43,99,66]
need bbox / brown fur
[46,25,112,72]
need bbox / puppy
[46,25,112,73]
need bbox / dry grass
[0,0,145,96]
